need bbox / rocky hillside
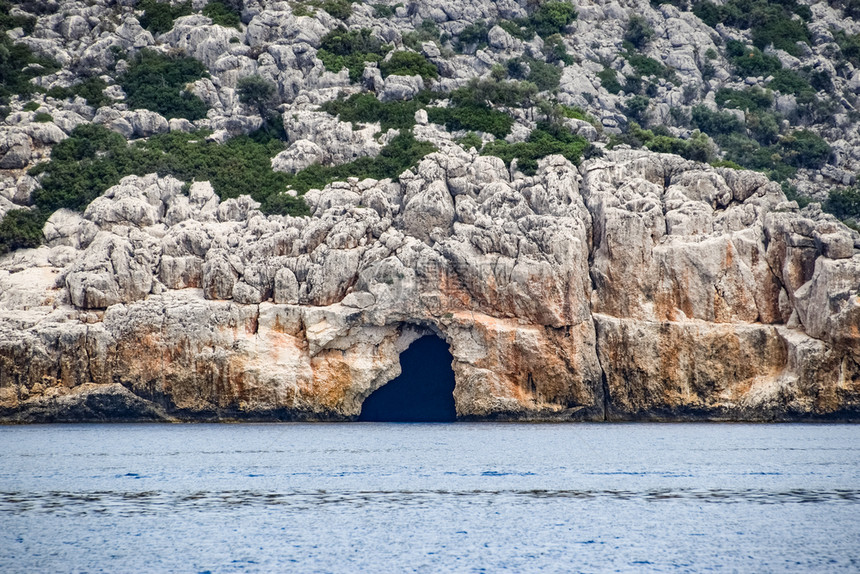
[0,0,858,421]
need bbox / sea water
[0,423,858,573]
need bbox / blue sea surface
[0,423,858,573]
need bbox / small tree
[237,74,275,118]
[624,15,654,49]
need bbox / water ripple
[1,488,858,515]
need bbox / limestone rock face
[1,151,858,422]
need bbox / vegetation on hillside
[119,50,209,120]
[137,0,192,34]
[317,27,391,82]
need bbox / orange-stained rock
[1,154,859,422]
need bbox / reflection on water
[1,423,859,573]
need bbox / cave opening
[358,335,457,422]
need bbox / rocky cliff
[1,148,858,421]
[0,0,859,421]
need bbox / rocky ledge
[1,149,858,422]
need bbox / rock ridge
[1,150,858,422]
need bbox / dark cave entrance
[358,335,457,422]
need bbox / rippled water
[1,423,858,572]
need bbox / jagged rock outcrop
[2,0,860,422]
[1,151,858,422]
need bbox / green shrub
[0,208,47,254]
[319,0,353,19]
[119,49,209,120]
[402,19,444,51]
[525,58,562,91]
[824,187,860,221]
[804,67,832,92]
[202,0,241,28]
[371,3,399,17]
[715,87,773,111]
[779,129,830,169]
[283,131,436,193]
[22,101,40,112]
[834,30,860,69]
[745,110,781,144]
[751,16,810,56]
[725,41,782,77]
[424,79,538,138]
[691,104,743,136]
[449,78,539,109]
[560,105,597,125]
[598,68,622,94]
[379,51,438,81]
[482,121,588,175]
[320,91,433,131]
[624,15,654,49]
[497,19,535,41]
[237,74,275,116]
[530,1,577,38]
[455,21,490,53]
[34,112,52,122]
[0,0,36,34]
[137,0,192,34]
[542,34,573,65]
[0,31,60,101]
[47,77,112,108]
[768,68,813,97]
[624,95,650,124]
[625,53,662,77]
[711,159,744,170]
[829,0,860,18]
[318,27,390,82]
[457,132,483,151]
[718,133,791,180]
[781,181,811,208]
[505,57,561,91]
[29,124,309,218]
[427,104,514,139]
[693,0,810,55]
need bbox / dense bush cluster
[724,40,781,77]
[202,0,242,28]
[0,0,59,104]
[320,91,433,131]
[610,122,715,163]
[824,187,860,223]
[715,87,773,112]
[454,21,491,53]
[379,51,438,81]
[119,50,209,120]
[506,57,562,91]
[318,27,390,82]
[282,131,436,193]
[46,77,112,108]
[482,122,588,175]
[496,1,577,40]
[137,0,191,34]
[689,105,831,178]
[693,0,811,55]
[834,29,860,69]
[598,68,622,94]
[27,124,306,216]
[425,79,539,138]
[623,15,655,49]
[0,208,46,254]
